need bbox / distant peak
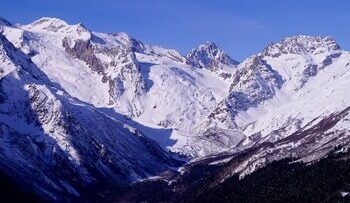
[186,41,239,70]
[199,41,219,49]
[263,35,341,57]
[27,17,89,33]
[30,17,69,26]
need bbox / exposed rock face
[62,36,147,117]
[62,38,104,74]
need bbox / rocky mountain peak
[199,41,220,50]
[263,35,341,57]
[186,41,239,71]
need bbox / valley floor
[113,149,350,203]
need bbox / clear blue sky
[1,0,349,61]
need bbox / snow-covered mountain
[1,17,236,156]
[1,16,350,202]
[0,23,181,202]
[192,35,350,174]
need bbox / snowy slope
[0,31,181,202]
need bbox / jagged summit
[263,35,341,57]
[199,41,220,50]
[186,41,239,71]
